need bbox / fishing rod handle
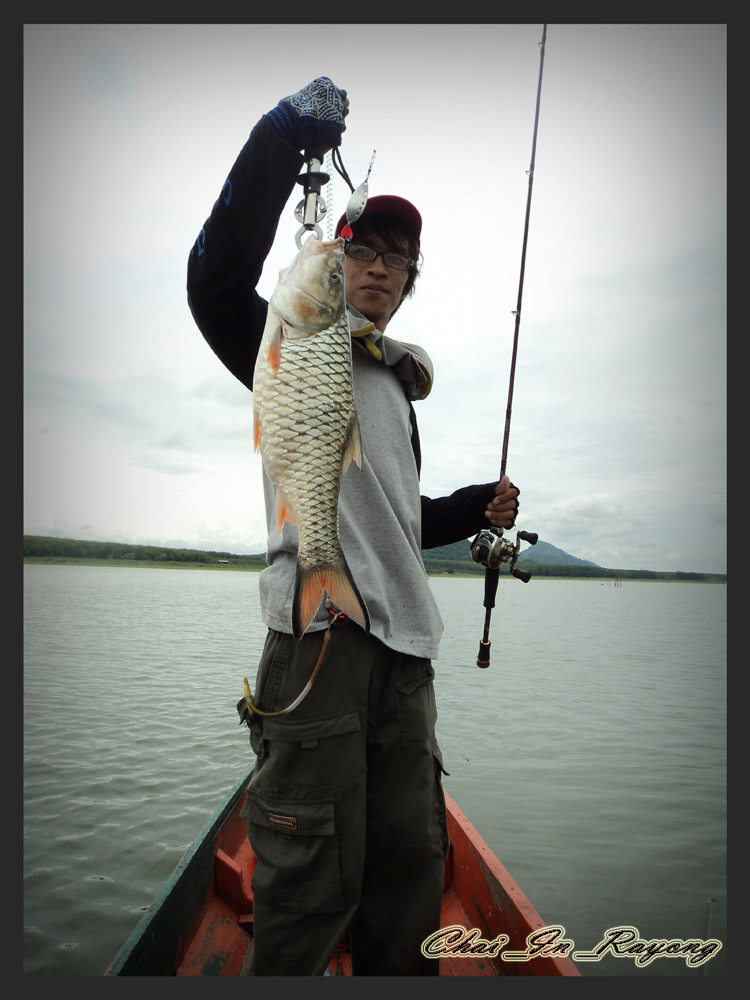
[483,566,500,609]
[476,639,491,669]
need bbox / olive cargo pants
[240,621,449,975]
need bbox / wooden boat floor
[173,873,500,977]
[108,777,578,977]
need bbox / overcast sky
[23,23,726,573]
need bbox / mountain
[516,540,599,567]
[421,537,598,573]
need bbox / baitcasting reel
[471,527,538,667]
[470,527,539,582]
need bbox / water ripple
[24,568,726,976]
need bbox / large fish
[253,236,369,640]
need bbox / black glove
[265,76,348,154]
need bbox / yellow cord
[241,625,336,718]
[350,323,382,360]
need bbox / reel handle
[511,531,538,581]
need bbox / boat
[105,769,580,977]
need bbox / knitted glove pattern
[265,76,347,153]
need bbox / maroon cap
[335,194,422,242]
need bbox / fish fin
[275,487,296,531]
[341,414,364,473]
[266,322,282,374]
[292,567,328,640]
[253,407,261,452]
[324,562,370,634]
[291,561,370,640]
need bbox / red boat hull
[106,773,579,977]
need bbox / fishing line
[472,23,547,668]
[332,145,355,192]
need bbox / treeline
[507,564,720,582]
[420,556,724,583]
[23,535,266,568]
[23,535,725,583]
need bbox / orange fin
[275,487,296,531]
[324,564,369,632]
[253,407,261,452]
[292,567,328,640]
[340,414,363,473]
[292,561,369,640]
[266,323,282,374]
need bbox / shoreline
[23,557,726,583]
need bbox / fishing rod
[470,23,547,668]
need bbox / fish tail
[325,562,370,634]
[292,567,327,640]
[292,561,370,640]
[341,413,363,472]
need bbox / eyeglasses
[344,243,414,272]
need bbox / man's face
[343,231,410,333]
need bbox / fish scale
[252,237,369,639]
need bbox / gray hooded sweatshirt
[259,306,445,659]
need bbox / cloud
[23,24,726,573]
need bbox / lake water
[23,564,727,977]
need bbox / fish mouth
[277,286,341,330]
[300,288,336,308]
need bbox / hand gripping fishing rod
[470,24,547,668]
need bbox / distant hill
[517,540,599,567]
[419,537,723,582]
[420,537,597,574]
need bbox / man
[187,77,520,976]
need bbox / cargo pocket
[393,658,438,747]
[259,707,362,786]
[241,789,344,914]
[240,708,363,914]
